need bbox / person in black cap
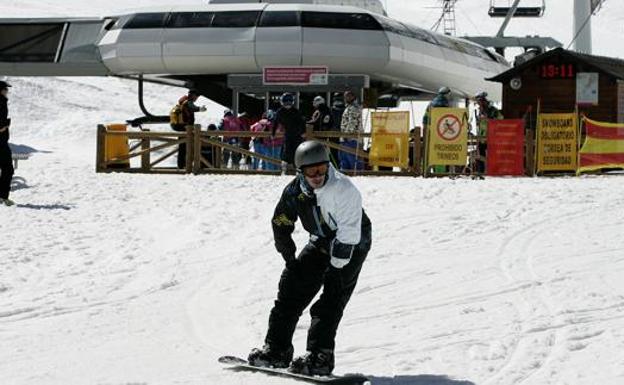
[0,80,15,206]
[272,93,305,173]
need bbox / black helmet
[294,140,330,171]
[0,80,11,90]
[475,91,488,101]
[280,93,295,107]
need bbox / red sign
[263,66,328,85]
[486,119,525,176]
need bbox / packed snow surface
[2,78,624,385]
[2,1,624,384]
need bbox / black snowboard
[218,355,370,384]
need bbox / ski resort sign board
[263,66,329,85]
[369,111,410,168]
[487,119,525,176]
[427,108,469,166]
[536,113,578,172]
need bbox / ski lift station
[0,0,510,118]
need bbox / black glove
[282,253,297,270]
[309,235,331,255]
[330,239,355,269]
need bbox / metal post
[141,136,150,172]
[193,125,202,174]
[232,90,240,115]
[96,125,106,173]
[265,92,270,112]
[137,74,156,118]
[185,125,194,174]
[296,92,300,109]
[573,0,592,53]
[496,0,522,37]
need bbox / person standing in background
[170,89,207,169]
[328,97,345,165]
[251,111,273,170]
[422,87,451,174]
[272,93,305,174]
[339,91,364,171]
[474,92,503,174]
[307,96,333,132]
[238,112,255,169]
[0,80,14,206]
[266,110,283,171]
[220,110,243,169]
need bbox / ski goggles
[302,163,329,178]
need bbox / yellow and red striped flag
[578,117,624,173]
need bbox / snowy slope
[2,140,624,385]
[1,1,624,385]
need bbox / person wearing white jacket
[248,141,372,376]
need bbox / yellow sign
[427,108,468,166]
[105,124,130,167]
[537,113,578,172]
[369,111,410,168]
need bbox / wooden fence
[95,124,538,177]
[97,124,425,176]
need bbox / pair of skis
[219,355,370,385]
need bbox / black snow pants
[0,145,14,200]
[265,240,370,353]
[281,137,303,166]
[177,143,186,169]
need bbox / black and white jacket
[272,164,372,269]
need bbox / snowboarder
[272,93,305,173]
[0,80,15,206]
[248,140,372,376]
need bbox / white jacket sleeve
[330,180,362,268]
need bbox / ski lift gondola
[488,0,545,17]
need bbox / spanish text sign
[369,111,410,168]
[487,119,525,176]
[537,113,578,172]
[263,66,328,85]
[427,108,468,166]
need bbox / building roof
[487,47,624,83]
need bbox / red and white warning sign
[263,66,329,85]
[436,114,462,141]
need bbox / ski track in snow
[2,125,624,384]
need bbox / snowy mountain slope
[2,142,624,384]
[1,1,624,385]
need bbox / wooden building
[487,47,624,125]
